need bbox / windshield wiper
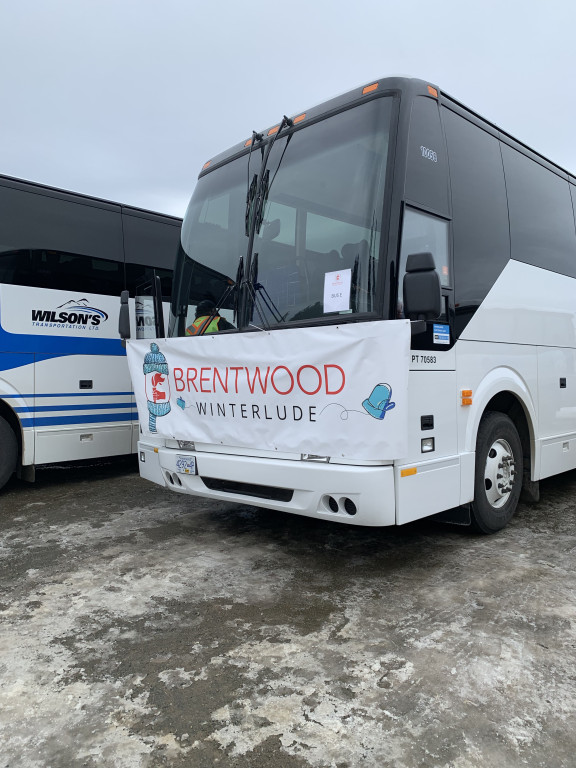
[246,115,293,243]
[253,116,293,236]
[240,115,294,328]
[256,121,293,232]
[233,254,244,324]
[254,170,269,234]
[196,254,243,336]
[245,130,263,236]
[246,252,285,329]
[245,172,258,236]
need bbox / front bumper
[138,440,396,527]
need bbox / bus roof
[0,172,182,223]
[199,75,575,185]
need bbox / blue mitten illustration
[362,383,395,420]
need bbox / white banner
[127,320,410,460]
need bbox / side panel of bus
[0,177,180,482]
[0,283,133,465]
[397,92,576,524]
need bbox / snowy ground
[1,458,575,767]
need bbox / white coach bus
[0,174,181,490]
[121,76,576,534]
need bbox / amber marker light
[244,138,253,147]
[427,85,438,98]
[202,160,211,170]
[293,113,306,124]
[362,82,379,95]
[461,389,473,406]
[401,467,417,477]
[268,125,280,136]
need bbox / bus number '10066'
[420,145,438,162]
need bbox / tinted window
[122,213,180,298]
[0,184,125,294]
[443,109,510,336]
[0,248,125,294]
[125,263,173,299]
[122,212,180,268]
[170,97,393,335]
[405,97,450,217]
[255,98,391,321]
[398,207,450,295]
[264,202,296,246]
[502,144,576,276]
[0,183,123,259]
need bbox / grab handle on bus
[119,289,131,343]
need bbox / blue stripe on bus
[14,403,136,413]
[0,352,99,372]
[0,353,35,372]
[0,325,126,357]
[20,413,136,427]
[2,391,134,398]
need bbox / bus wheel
[0,416,18,491]
[470,411,523,534]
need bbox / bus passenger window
[397,208,449,318]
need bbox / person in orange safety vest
[186,300,235,336]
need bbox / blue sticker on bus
[433,324,450,345]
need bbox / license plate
[176,455,197,475]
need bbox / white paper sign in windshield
[127,320,410,460]
[323,269,352,313]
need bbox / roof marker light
[293,113,306,124]
[363,82,379,95]
[268,125,280,136]
[244,138,253,147]
[427,85,438,98]
[202,160,211,170]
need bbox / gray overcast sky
[1,0,574,217]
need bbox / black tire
[0,416,18,491]
[470,411,523,534]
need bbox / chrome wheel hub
[484,438,515,509]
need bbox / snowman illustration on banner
[143,343,171,432]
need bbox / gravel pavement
[1,457,575,767]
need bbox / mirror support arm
[119,289,131,345]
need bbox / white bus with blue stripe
[0,174,181,490]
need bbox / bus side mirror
[403,252,442,325]
[119,290,131,342]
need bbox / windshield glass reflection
[169,97,393,336]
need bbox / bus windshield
[169,96,394,336]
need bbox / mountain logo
[31,297,109,327]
